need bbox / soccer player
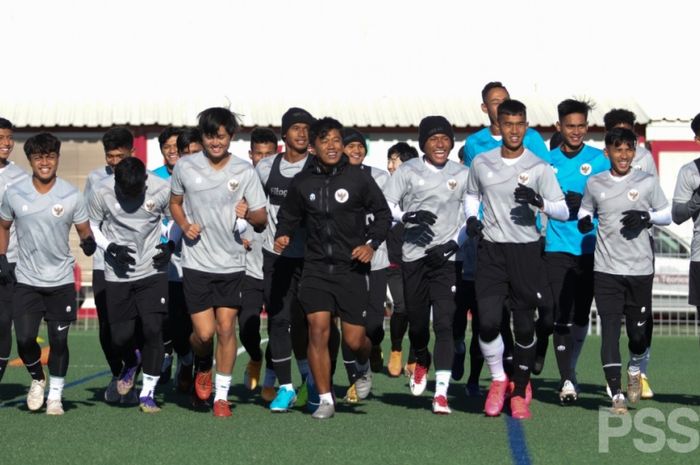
[384,115,469,414]
[385,142,419,377]
[603,109,658,177]
[577,127,670,414]
[0,118,28,383]
[0,133,96,415]
[671,113,700,348]
[274,117,391,419]
[465,100,568,419]
[85,127,134,403]
[87,157,172,413]
[239,127,278,393]
[544,99,609,403]
[255,107,315,412]
[170,107,267,417]
[152,127,195,393]
[176,127,203,155]
[462,81,549,167]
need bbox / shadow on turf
[374,380,486,414]
[0,383,27,400]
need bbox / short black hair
[197,107,240,137]
[176,127,202,153]
[114,157,147,198]
[309,117,343,144]
[158,127,183,148]
[24,133,61,158]
[387,142,418,162]
[497,99,527,120]
[0,117,14,131]
[604,127,637,148]
[481,81,507,103]
[691,113,700,136]
[250,127,278,149]
[603,109,636,131]
[102,127,134,152]
[558,99,592,121]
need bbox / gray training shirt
[171,152,266,274]
[255,154,309,258]
[368,166,390,271]
[84,166,113,271]
[672,160,700,262]
[384,157,469,263]
[87,175,171,282]
[242,226,264,280]
[0,163,29,263]
[633,145,658,177]
[467,147,564,244]
[581,170,668,276]
[0,177,88,287]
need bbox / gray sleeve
[537,164,565,202]
[384,167,408,205]
[0,190,13,221]
[648,178,669,211]
[86,188,104,223]
[170,163,185,196]
[465,163,480,196]
[672,166,700,224]
[73,192,89,224]
[581,181,595,214]
[243,167,267,211]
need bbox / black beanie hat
[418,116,454,151]
[281,107,315,137]
[342,128,368,152]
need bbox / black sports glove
[402,210,437,226]
[466,216,484,239]
[106,243,136,267]
[80,236,97,257]
[0,254,16,285]
[564,191,583,218]
[577,215,594,234]
[621,210,651,230]
[424,240,458,268]
[514,183,544,209]
[153,241,175,268]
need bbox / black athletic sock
[512,340,536,398]
[390,312,408,352]
[0,358,7,382]
[415,346,431,368]
[194,353,214,373]
[553,326,574,382]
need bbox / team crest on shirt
[446,179,457,191]
[51,204,64,217]
[518,172,530,185]
[227,178,240,192]
[627,189,640,202]
[334,189,349,203]
[580,163,592,176]
[309,193,316,202]
[144,199,156,212]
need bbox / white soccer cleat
[27,379,46,412]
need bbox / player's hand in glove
[402,210,437,226]
[621,210,651,229]
[106,243,136,267]
[466,216,484,239]
[153,241,175,268]
[80,236,97,257]
[424,240,458,268]
[564,191,583,218]
[0,254,16,285]
[577,215,594,234]
[514,183,544,208]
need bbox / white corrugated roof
[0,94,650,129]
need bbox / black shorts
[594,272,653,317]
[168,280,188,318]
[182,268,243,314]
[298,270,369,325]
[688,261,700,306]
[13,283,77,322]
[545,252,594,322]
[0,262,16,320]
[402,258,459,309]
[242,275,264,314]
[105,274,169,324]
[475,240,552,311]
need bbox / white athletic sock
[139,374,159,398]
[297,359,310,380]
[47,376,65,401]
[263,368,276,388]
[319,392,334,405]
[480,336,506,382]
[279,383,294,391]
[628,348,648,375]
[214,373,231,401]
[569,324,588,371]
[434,370,451,397]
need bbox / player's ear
[555,122,561,132]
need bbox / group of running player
[0,81,699,420]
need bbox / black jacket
[275,155,391,274]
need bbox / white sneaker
[611,392,628,415]
[354,369,373,400]
[27,379,46,411]
[409,363,428,396]
[432,395,451,414]
[104,377,120,403]
[559,380,578,404]
[46,399,64,415]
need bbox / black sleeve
[274,176,306,240]
[362,173,392,247]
